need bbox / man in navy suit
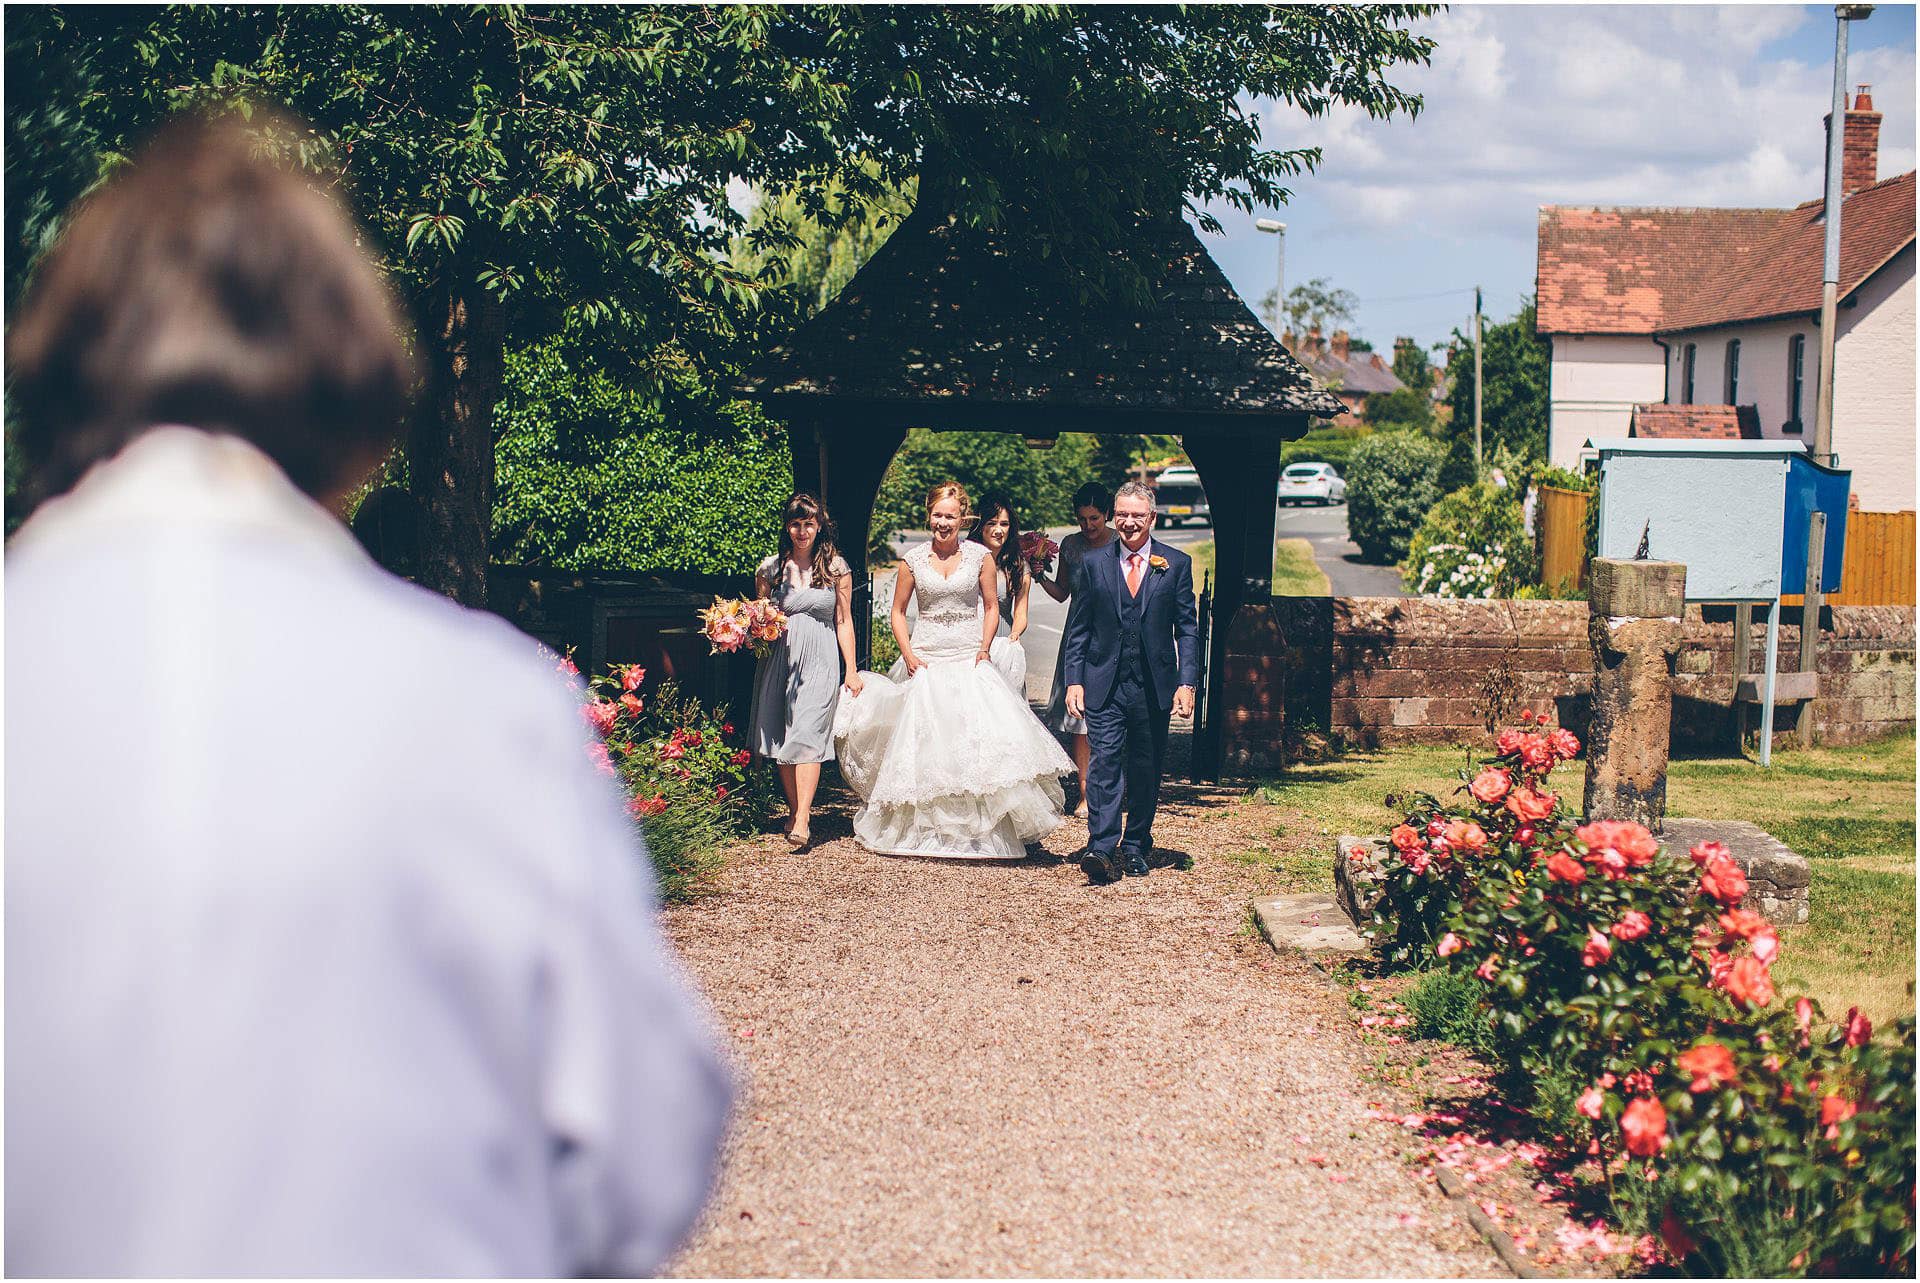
[1063,480,1201,884]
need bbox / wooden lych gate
[739,201,1342,779]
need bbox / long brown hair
[970,490,1027,590]
[777,492,841,584]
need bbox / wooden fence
[1798,509,1917,607]
[1537,485,1590,593]
[1534,486,1912,606]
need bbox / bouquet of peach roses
[699,595,788,660]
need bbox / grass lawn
[1252,734,1916,1024]
[1185,536,1330,596]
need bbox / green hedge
[1343,432,1446,564]
[1279,425,1372,475]
[1403,481,1535,597]
[492,337,791,573]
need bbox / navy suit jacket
[1061,538,1202,713]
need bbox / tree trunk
[409,277,506,608]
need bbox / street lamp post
[1255,218,1286,335]
[1815,4,1874,465]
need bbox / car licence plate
[1166,505,1192,515]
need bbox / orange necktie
[1126,551,1144,597]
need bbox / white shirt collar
[9,426,372,569]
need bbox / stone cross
[1583,558,1687,832]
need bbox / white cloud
[1247,4,1914,241]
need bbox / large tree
[7,5,1435,604]
[1443,297,1551,466]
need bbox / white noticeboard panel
[1588,439,1806,603]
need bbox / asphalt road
[878,506,1401,703]
[1276,500,1408,598]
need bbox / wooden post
[1733,603,1753,749]
[1797,512,1826,748]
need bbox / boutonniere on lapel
[1147,554,1169,575]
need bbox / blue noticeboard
[1780,454,1850,596]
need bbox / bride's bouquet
[699,595,788,660]
[1019,530,1059,576]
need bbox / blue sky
[1193,4,1918,362]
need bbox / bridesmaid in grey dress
[1038,481,1115,818]
[747,493,860,848]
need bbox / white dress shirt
[5,428,733,1277]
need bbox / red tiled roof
[1629,403,1762,440]
[1536,171,1915,335]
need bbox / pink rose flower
[1545,852,1587,885]
[1549,727,1582,760]
[1468,767,1512,805]
[1436,932,1463,957]
[582,700,619,736]
[1581,927,1613,967]
[1390,824,1424,853]
[1689,839,1732,869]
[1620,1096,1668,1157]
[1444,819,1488,853]
[1575,1086,1606,1119]
[1699,856,1748,905]
[1677,1042,1737,1093]
[620,664,647,692]
[1611,911,1652,941]
[1722,955,1775,1008]
[1504,788,1556,823]
[1844,1007,1873,1048]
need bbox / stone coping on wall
[1220,595,1914,772]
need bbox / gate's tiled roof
[742,208,1344,421]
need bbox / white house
[1536,90,1915,512]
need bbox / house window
[1681,344,1696,403]
[1785,334,1806,432]
[1724,339,1741,403]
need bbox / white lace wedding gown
[833,540,1073,858]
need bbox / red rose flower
[1820,1093,1857,1131]
[722,722,735,735]
[1513,824,1536,846]
[585,742,616,776]
[1545,852,1587,885]
[1576,1086,1605,1119]
[684,729,704,747]
[1689,839,1732,868]
[715,784,729,801]
[1519,734,1556,772]
[1699,856,1748,905]
[1623,1070,1653,1095]
[1426,818,1447,839]
[1390,824,1424,853]
[661,741,686,760]
[1505,788,1556,823]
[731,749,752,767]
[1549,727,1582,760]
[1444,819,1488,853]
[1660,1211,1697,1262]
[620,664,647,692]
[1621,1096,1668,1157]
[1576,819,1659,868]
[1582,927,1613,967]
[1722,955,1775,1008]
[1844,1007,1873,1048]
[619,693,645,718]
[1496,728,1527,756]
[1469,767,1512,805]
[582,700,619,736]
[1677,1042,1737,1093]
[1594,847,1630,879]
[1612,911,1652,941]
[1407,849,1433,875]
[1474,955,1500,981]
[1795,996,1816,1037]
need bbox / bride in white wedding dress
[833,482,1074,858]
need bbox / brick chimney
[1330,329,1350,361]
[1828,85,1881,197]
[1369,352,1388,373]
[1304,325,1323,356]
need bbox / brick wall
[1219,596,1915,775]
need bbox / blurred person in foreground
[4,112,732,1277]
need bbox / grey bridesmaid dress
[747,554,846,764]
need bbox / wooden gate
[1537,485,1590,594]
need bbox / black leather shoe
[1080,850,1120,884]
[1122,849,1149,878]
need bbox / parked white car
[1278,462,1346,506]
[1152,466,1211,528]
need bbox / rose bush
[555,649,771,900]
[1363,715,1916,1276]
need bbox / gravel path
[661,783,1497,1277]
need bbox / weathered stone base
[1659,818,1811,925]
[1252,893,1367,957]
[1331,821,1811,929]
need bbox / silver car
[1279,462,1346,506]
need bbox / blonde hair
[925,480,972,523]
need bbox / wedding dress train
[833,541,1071,858]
